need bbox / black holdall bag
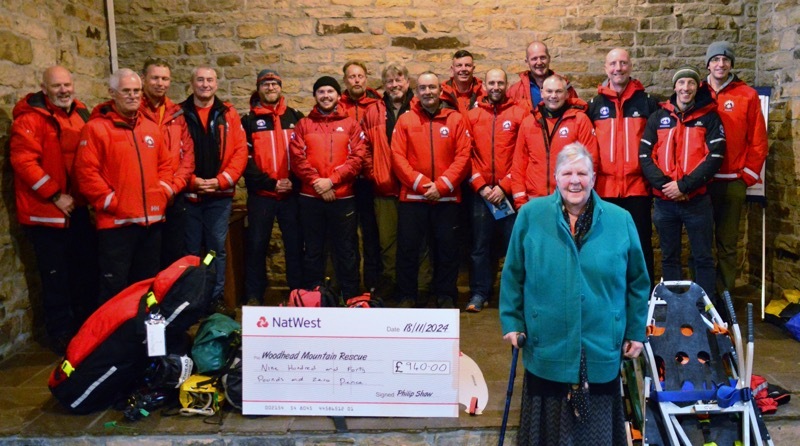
[48,254,216,414]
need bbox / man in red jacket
[511,75,599,209]
[74,68,175,303]
[702,41,769,296]
[339,61,382,291]
[588,48,660,286]
[507,41,578,112]
[242,69,304,305]
[181,66,248,314]
[139,58,195,267]
[440,50,486,115]
[639,66,726,304]
[465,68,528,312]
[10,66,97,353]
[391,72,471,308]
[290,76,366,298]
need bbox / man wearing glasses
[74,68,175,302]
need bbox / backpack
[287,280,342,307]
[346,291,385,308]
[48,255,216,414]
[191,313,241,374]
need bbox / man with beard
[181,66,248,315]
[701,42,769,297]
[290,76,366,298]
[241,69,305,305]
[441,50,486,115]
[339,61,382,291]
[75,68,174,303]
[639,66,726,305]
[139,58,195,267]
[508,41,578,112]
[588,48,660,286]
[391,72,471,309]
[465,68,528,312]
[511,75,598,209]
[10,66,97,353]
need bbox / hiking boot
[437,296,455,309]
[396,297,416,308]
[465,295,487,313]
[210,299,236,318]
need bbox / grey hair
[555,143,594,176]
[191,66,217,80]
[109,68,141,91]
[381,63,409,82]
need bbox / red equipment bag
[287,280,342,307]
[346,292,384,308]
[48,255,216,414]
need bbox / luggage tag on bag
[146,312,167,357]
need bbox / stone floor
[1,292,799,445]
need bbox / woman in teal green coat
[499,142,650,445]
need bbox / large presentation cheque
[241,306,460,417]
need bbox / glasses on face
[260,81,280,89]
[115,88,142,98]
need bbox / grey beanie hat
[706,41,736,67]
[672,66,701,87]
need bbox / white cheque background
[241,306,461,417]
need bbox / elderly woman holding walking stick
[499,142,650,445]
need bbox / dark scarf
[561,194,595,250]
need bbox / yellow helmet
[179,374,225,415]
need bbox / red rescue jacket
[339,87,382,124]
[10,92,90,227]
[507,70,579,113]
[511,99,599,208]
[440,77,486,116]
[242,94,304,199]
[140,95,194,193]
[466,97,528,194]
[391,99,471,203]
[639,86,726,200]
[74,102,174,229]
[704,75,769,187]
[289,106,366,199]
[587,79,661,198]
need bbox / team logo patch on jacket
[632,110,641,117]
[600,106,610,117]
[558,127,569,137]
[440,127,450,137]
[719,124,725,136]
[724,100,734,111]
[502,120,512,130]
[144,135,155,148]
[256,119,267,129]
[659,117,671,127]
[335,126,345,132]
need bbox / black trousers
[97,223,162,303]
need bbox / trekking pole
[499,333,526,446]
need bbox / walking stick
[499,333,526,446]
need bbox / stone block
[491,18,517,31]
[304,7,352,19]
[331,0,373,5]
[243,53,282,67]
[238,23,276,39]
[520,17,562,33]
[184,41,206,56]
[637,31,681,46]
[316,21,366,36]
[284,52,331,65]
[152,42,181,57]
[196,27,235,39]
[343,35,390,49]
[377,0,411,6]
[0,31,33,65]
[404,9,438,19]
[351,8,404,18]
[599,17,638,32]
[472,35,508,50]
[159,26,179,42]
[188,0,244,13]
[392,36,466,51]
[385,21,417,34]
[217,54,242,67]
[207,39,243,54]
[562,17,595,31]
[259,37,294,51]
[278,20,314,36]
[298,36,343,50]
[682,29,739,45]
[420,21,459,34]
[463,19,489,34]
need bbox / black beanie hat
[313,76,341,95]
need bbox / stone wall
[0,0,109,359]
[0,0,797,356]
[755,0,800,296]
